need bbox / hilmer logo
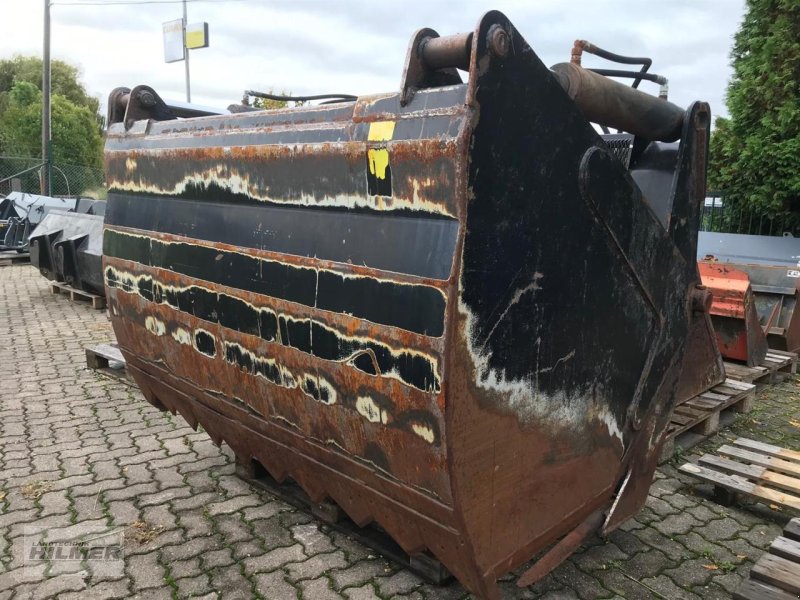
[23,526,125,580]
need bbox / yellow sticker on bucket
[367,121,396,142]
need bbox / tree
[708,0,800,232]
[0,55,99,117]
[0,80,103,193]
[0,81,102,167]
[0,55,103,195]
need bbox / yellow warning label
[367,121,396,142]
[367,148,390,180]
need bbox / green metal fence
[0,156,105,198]
[700,192,798,237]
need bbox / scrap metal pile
[101,11,713,597]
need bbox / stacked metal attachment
[0,192,89,252]
[29,207,106,295]
[698,261,769,366]
[699,232,800,355]
[103,11,710,598]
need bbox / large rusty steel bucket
[103,11,709,598]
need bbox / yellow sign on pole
[185,22,209,50]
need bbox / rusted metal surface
[699,261,769,366]
[675,303,727,405]
[103,11,709,598]
[699,232,800,354]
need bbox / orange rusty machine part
[699,231,800,355]
[699,261,769,366]
[102,12,711,598]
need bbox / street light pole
[42,0,52,195]
[183,0,191,102]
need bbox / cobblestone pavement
[1,264,798,599]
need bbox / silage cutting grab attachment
[103,11,710,598]
[699,232,800,355]
[698,261,769,366]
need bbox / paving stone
[57,578,132,600]
[634,526,689,561]
[572,541,628,572]
[595,568,658,600]
[653,511,702,536]
[231,538,263,561]
[179,510,215,539]
[739,522,782,548]
[342,583,381,600]
[639,574,701,599]
[27,573,88,598]
[644,495,679,517]
[243,543,306,575]
[122,463,153,486]
[250,515,295,548]
[140,503,179,530]
[171,491,220,512]
[254,570,300,599]
[661,491,700,510]
[137,486,193,508]
[107,499,141,526]
[206,494,261,517]
[619,547,677,580]
[291,523,337,556]
[662,557,717,588]
[685,501,722,521]
[241,502,287,523]
[673,531,739,564]
[208,564,253,599]
[212,514,252,544]
[286,550,349,583]
[616,517,647,533]
[551,560,613,600]
[37,489,70,517]
[608,529,647,557]
[538,590,580,600]
[160,536,221,562]
[104,482,159,503]
[717,536,763,561]
[202,547,236,569]
[175,573,212,598]
[711,570,746,593]
[167,556,203,580]
[128,551,166,590]
[298,576,346,600]
[329,559,392,591]
[373,569,424,597]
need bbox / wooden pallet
[0,251,30,266]
[679,437,800,511]
[733,517,800,599]
[236,457,452,586]
[51,281,106,309]
[724,350,798,385]
[85,343,134,386]
[659,378,756,463]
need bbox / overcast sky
[2,0,744,120]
